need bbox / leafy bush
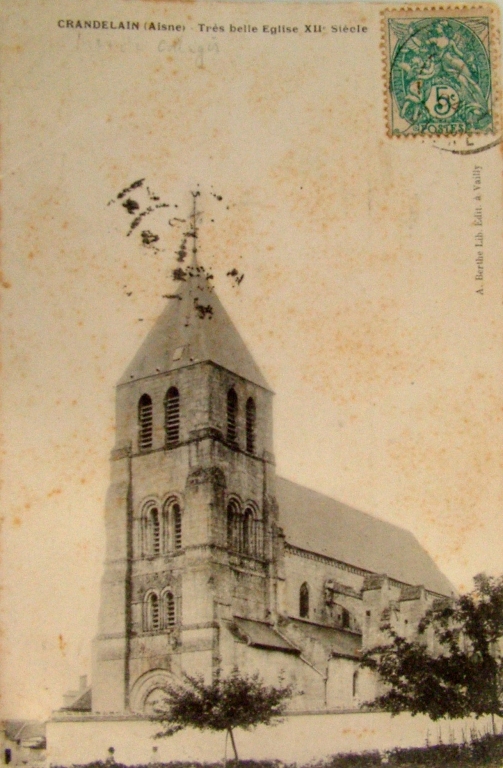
[51,732,503,768]
[311,751,382,767]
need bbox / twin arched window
[138,388,181,452]
[142,498,183,556]
[300,582,310,619]
[144,589,177,632]
[227,500,263,557]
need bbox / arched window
[255,517,264,558]
[299,582,310,619]
[352,670,359,698]
[342,608,350,629]
[164,387,180,446]
[138,394,153,451]
[146,592,160,632]
[227,388,238,444]
[150,507,160,556]
[243,507,254,555]
[163,591,176,628]
[141,500,163,557]
[245,398,256,453]
[227,500,240,551]
[163,498,182,553]
[227,503,234,547]
[173,503,182,550]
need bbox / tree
[152,667,294,761]
[360,573,503,729]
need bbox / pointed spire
[118,193,271,390]
[180,191,209,328]
[189,190,200,270]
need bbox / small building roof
[276,477,453,597]
[61,687,92,712]
[118,266,270,390]
[3,721,46,745]
[3,721,26,741]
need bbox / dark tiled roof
[276,477,453,597]
[118,268,270,390]
[230,617,300,654]
[283,618,361,660]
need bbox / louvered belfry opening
[164,591,176,627]
[227,388,238,444]
[148,593,160,631]
[173,503,182,550]
[138,394,153,451]
[165,387,180,446]
[246,397,256,453]
[151,507,160,556]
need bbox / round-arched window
[300,582,310,619]
[227,388,238,444]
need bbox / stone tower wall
[93,355,278,713]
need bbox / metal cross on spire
[189,190,202,267]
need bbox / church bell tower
[92,209,279,715]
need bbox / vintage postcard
[1,0,503,764]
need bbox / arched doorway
[129,669,179,715]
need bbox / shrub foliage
[152,667,294,760]
[361,573,503,722]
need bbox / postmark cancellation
[382,5,501,137]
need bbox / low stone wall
[46,711,501,766]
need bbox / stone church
[89,255,453,717]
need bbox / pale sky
[1,0,502,720]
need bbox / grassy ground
[56,732,503,768]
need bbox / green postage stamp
[383,6,501,137]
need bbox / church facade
[91,261,453,717]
